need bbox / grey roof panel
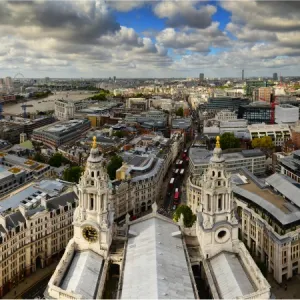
[0,186,38,213]
[6,211,26,229]
[233,185,300,225]
[209,252,255,299]
[47,191,77,210]
[265,173,300,208]
[60,250,103,299]
[121,217,195,299]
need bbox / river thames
[3,91,95,115]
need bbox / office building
[215,110,238,121]
[258,87,273,103]
[114,152,164,218]
[275,104,299,124]
[0,180,77,297]
[248,124,291,147]
[233,170,300,283]
[189,147,266,175]
[0,153,51,197]
[199,97,250,113]
[125,98,149,111]
[54,99,88,120]
[199,73,204,81]
[278,150,300,183]
[273,73,278,81]
[238,102,272,124]
[245,81,267,98]
[0,121,24,144]
[4,77,13,87]
[32,119,91,149]
[242,69,244,80]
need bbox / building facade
[238,103,272,125]
[189,148,266,176]
[234,172,300,283]
[258,87,273,103]
[275,104,298,124]
[0,181,77,297]
[32,119,91,149]
[248,124,291,147]
[54,99,88,120]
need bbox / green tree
[48,153,69,168]
[173,205,196,228]
[175,107,184,117]
[63,166,83,183]
[33,152,46,163]
[220,132,240,150]
[252,136,273,149]
[107,155,123,180]
[252,136,274,157]
[113,131,127,138]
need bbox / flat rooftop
[0,180,65,213]
[239,178,290,213]
[233,171,300,225]
[189,148,264,165]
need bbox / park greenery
[173,205,196,228]
[107,155,123,180]
[220,132,241,150]
[175,107,184,117]
[63,166,83,183]
[90,89,110,101]
[33,91,53,99]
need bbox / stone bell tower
[73,136,114,258]
[197,136,239,258]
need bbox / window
[218,171,221,177]
[218,230,226,239]
[218,195,222,211]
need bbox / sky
[1,0,300,78]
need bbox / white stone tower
[197,136,239,258]
[20,132,27,144]
[73,136,114,258]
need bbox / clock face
[82,226,98,243]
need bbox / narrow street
[158,152,190,218]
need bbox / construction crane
[21,104,33,118]
[259,93,278,124]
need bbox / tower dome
[210,136,225,163]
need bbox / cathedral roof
[121,216,196,299]
[208,251,256,299]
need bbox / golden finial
[216,136,220,149]
[92,136,97,149]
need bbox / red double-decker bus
[174,188,180,204]
[169,178,175,189]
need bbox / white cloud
[154,1,216,29]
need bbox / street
[158,153,190,218]
[21,275,51,299]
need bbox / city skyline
[1,0,300,78]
